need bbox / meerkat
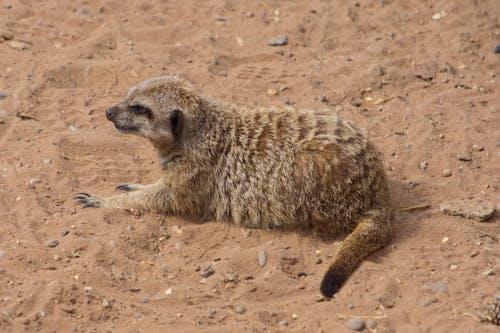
[74,75,395,297]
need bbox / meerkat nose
[106,108,114,120]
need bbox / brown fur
[75,76,395,297]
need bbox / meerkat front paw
[74,192,103,208]
[115,184,145,192]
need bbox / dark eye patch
[130,104,152,117]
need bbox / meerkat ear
[170,109,184,139]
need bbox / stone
[258,249,267,267]
[423,281,448,293]
[418,161,428,170]
[0,92,7,100]
[200,265,215,278]
[28,178,42,189]
[268,35,288,46]
[440,199,495,222]
[441,169,452,177]
[234,306,246,314]
[102,299,112,309]
[279,320,288,327]
[421,297,438,306]
[345,317,365,331]
[47,239,59,248]
[366,319,377,329]
[455,153,472,162]
[207,309,216,317]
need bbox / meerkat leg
[320,209,394,297]
[74,181,169,212]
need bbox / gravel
[345,317,365,331]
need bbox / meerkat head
[105,76,202,152]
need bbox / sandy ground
[0,0,499,332]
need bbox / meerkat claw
[74,193,101,208]
[115,184,132,192]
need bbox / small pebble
[431,11,447,20]
[67,125,79,133]
[315,257,323,264]
[75,7,91,15]
[314,295,326,302]
[165,288,173,295]
[455,153,472,162]
[140,298,150,303]
[494,45,500,54]
[234,306,246,314]
[47,239,59,248]
[200,265,215,278]
[423,281,448,293]
[319,95,328,103]
[28,178,42,189]
[472,144,484,152]
[0,92,7,100]
[102,299,112,309]
[420,297,439,307]
[482,268,495,276]
[279,320,288,327]
[267,88,278,96]
[345,317,365,331]
[352,98,362,107]
[268,35,288,46]
[258,249,267,267]
[8,40,30,50]
[418,161,428,170]
[347,303,355,309]
[366,319,377,329]
[441,169,452,177]
[469,250,480,258]
[207,309,216,317]
[371,65,385,76]
[292,313,298,319]
[450,264,458,271]
[61,230,70,237]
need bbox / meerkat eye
[130,104,152,117]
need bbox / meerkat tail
[320,208,394,297]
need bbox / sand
[0,0,499,332]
